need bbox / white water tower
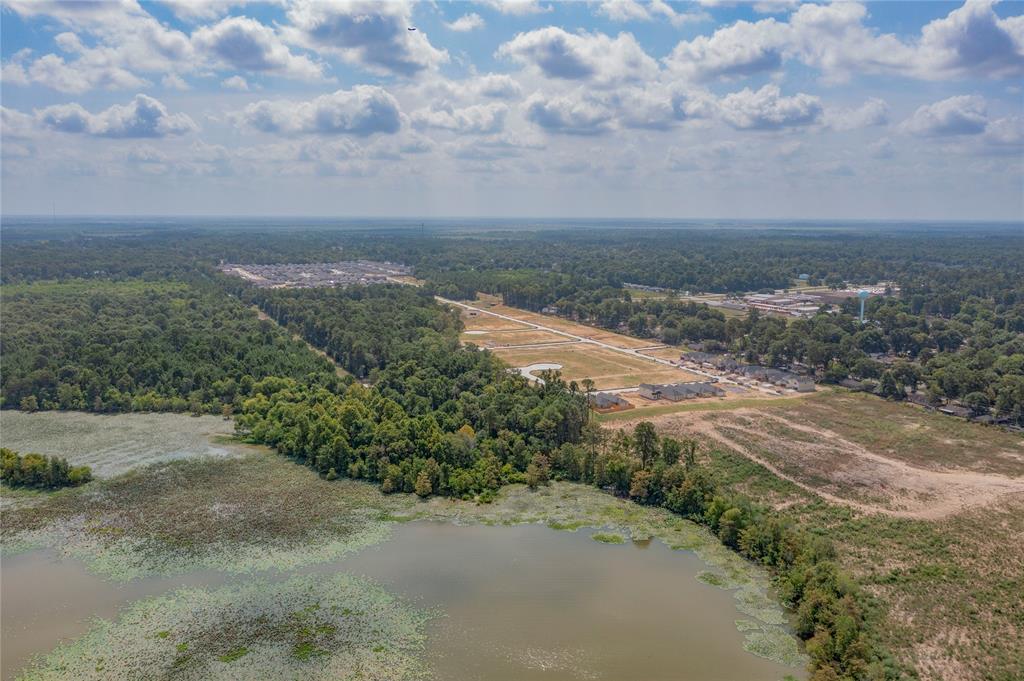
[857,290,869,324]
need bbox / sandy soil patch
[646,407,1024,520]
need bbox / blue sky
[1,1,1022,219]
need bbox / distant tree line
[1,448,93,489]
[1,280,339,414]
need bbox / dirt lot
[491,344,705,390]
[645,391,1024,519]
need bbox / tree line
[1,280,339,414]
[1,448,93,490]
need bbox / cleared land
[461,328,573,348]
[622,390,1024,681]
[460,310,532,332]
[491,344,704,390]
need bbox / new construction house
[638,382,726,401]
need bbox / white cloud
[915,0,1024,79]
[283,0,447,77]
[664,18,787,81]
[445,13,485,32]
[524,92,614,135]
[161,73,190,90]
[497,28,658,87]
[666,1,1024,84]
[36,95,198,138]
[667,141,738,172]
[477,0,551,16]
[475,73,522,99]
[412,103,508,134]
[825,98,889,131]
[193,15,323,79]
[718,84,822,130]
[161,0,263,22]
[222,75,250,91]
[597,0,706,27]
[232,86,402,136]
[900,95,989,137]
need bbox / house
[789,376,816,392]
[839,378,866,391]
[589,392,633,413]
[939,405,972,419]
[638,382,725,401]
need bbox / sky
[1,0,1022,220]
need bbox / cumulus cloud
[665,1,1024,84]
[232,86,402,136]
[597,0,706,27]
[915,0,1024,79]
[445,13,485,32]
[1,48,149,94]
[475,73,523,99]
[283,0,447,77]
[900,95,989,136]
[193,16,323,79]
[222,75,250,90]
[718,84,822,130]
[524,92,614,135]
[161,73,190,90]
[412,103,508,134]
[497,28,657,87]
[477,0,551,16]
[36,95,198,138]
[663,18,787,81]
[825,98,890,131]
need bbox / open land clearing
[614,390,1024,681]
[452,295,755,394]
[492,344,705,390]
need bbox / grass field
[492,344,704,390]
[460,310,531,331]
[629,390,1024,681]
[461,328,573,347]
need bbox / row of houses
[638,382,726,401]
[682,352,816,392]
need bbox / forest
[0,279,339,413]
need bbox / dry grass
[460,310,531,331]
[461,328,573,347]
[492,344,704,390]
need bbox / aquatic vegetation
[591,532,625,544]
[2,449,805,671]
[1,453,412,580]
[0,411,242,479]
[17,573,433,681]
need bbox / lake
[3,521,801,680]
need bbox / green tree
[414,469,433,497]
[633,421,659,470]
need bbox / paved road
[438,296,777,395]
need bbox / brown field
[460,309,532,331]
[461,328,573,347]
[614,389,1024,681]
[648,391,1024,519]
[492,344,704,390]
[637,346,688,361]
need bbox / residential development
[218,261,412,288]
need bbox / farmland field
[491,344,704,389]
